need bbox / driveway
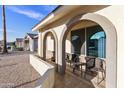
[0,51,41,88]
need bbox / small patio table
[73,62,86,77]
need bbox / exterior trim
[42,30,58,66]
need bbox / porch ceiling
[32,5,109,32]
[71,20,98,31]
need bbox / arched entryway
[59,13,117,88]
[43,30,58,66]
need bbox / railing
[30,54,55,88]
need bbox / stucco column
[51,25,67,74]
[38,31,43,57]
[57,41,66,74]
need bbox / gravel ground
[0,51,41,88]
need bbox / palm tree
[2,5,8,53]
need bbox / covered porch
[32,5,117,88]
[32,21,107,88]
[41,20,106,87]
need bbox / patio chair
[49,51,55,62]
[84,57,106,85]
[65,53,72,66]
[51,56,55,62]
[72,54,80,72]
[93,58,106,85]
[84,56,96,78]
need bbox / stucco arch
[59,13,117,88]
[43,30,58,65]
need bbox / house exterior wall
[45,35,54,59]
[23,40,30,51]
[46,35,54,52]
[37,6,124,87]
[34,38,38,51]
[16,41,24,48]
[28,38,38,52]
[29,38,34,52]
[95,5,124,88]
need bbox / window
[71,28,85,55]
[86,25,106,58]
[71,25,106,58]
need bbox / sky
[0,5,58,42]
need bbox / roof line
[25,33,38,39]
[32,5,62,30]
[27,33,38,35]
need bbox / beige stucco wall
[45,35,55,59]
[46,35,54,52]
[38,32,42,57]
[29,38,34,52]
[65,32,72,53]
[95,6,124,88]
[30,54,55,88]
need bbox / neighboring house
[15,38,24,48]
[31,5,124,88]
[0,41,15,51]
[24,33,38,52]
